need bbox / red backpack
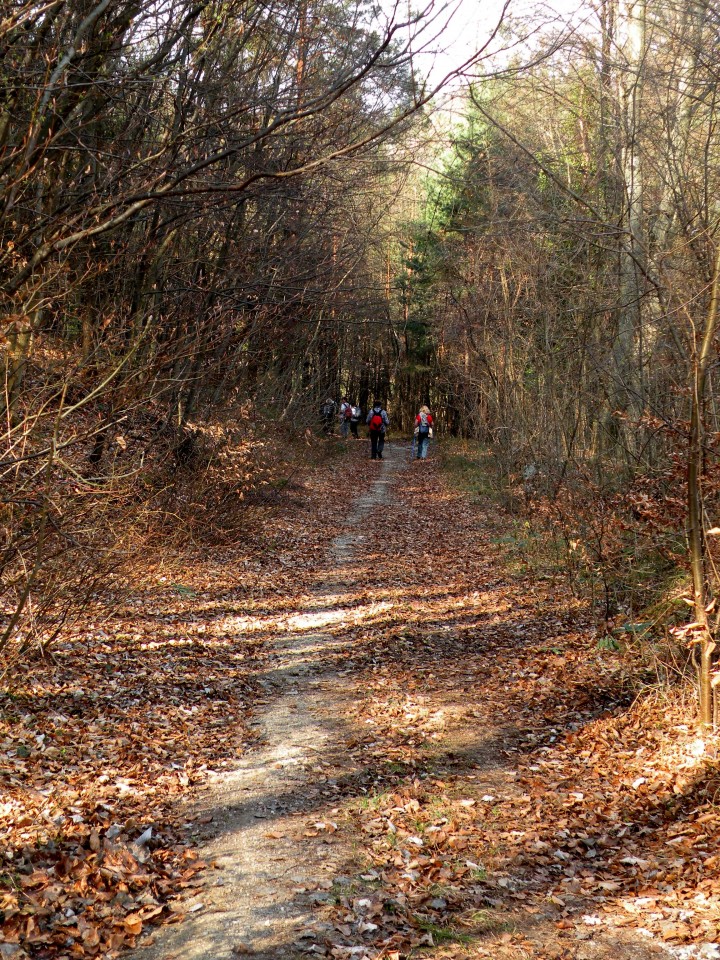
[344,404,352,419]
[369,412,383,431]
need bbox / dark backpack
[418,411,430,434]
[369,412,383,431]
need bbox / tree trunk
[687,241,720,728]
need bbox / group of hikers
[319,398,434,460]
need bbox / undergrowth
[441,437,693,687]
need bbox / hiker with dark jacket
[366,402,389,460]
[320,398,336,435]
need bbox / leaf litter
[1,437,719,960]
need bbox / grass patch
[383,760,408,774]
[415,918,473,946]
[468,910,515,935]
[440,442,499,501]
[357,789,393,811]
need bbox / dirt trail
[131,441,696,960]
[133,446,406,960]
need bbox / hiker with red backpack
[414,405,434,460]
[339,397,353,439]
[366,402,389,460]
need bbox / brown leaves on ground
[280,447,720,960]
[0,584,255,958]
[2,434,720,959]
[0,427,349,959]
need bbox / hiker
[339,397,353,439]
[414,405,434,460]
[320,398,336,435]
[366,401,389,460]
[349,403,362,439]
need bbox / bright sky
[415,0,588,87]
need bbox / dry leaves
[283,451,720,959]
[3,439,720,959]
[0,432,350,957]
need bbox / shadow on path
[132,445,414,960]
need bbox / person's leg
[377,432,385,458]
[370,431,378,458]
[341,419,349,439]
[420,435,429,459]
[350,421,358,439]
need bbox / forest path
[133,443,408,960]
[132,439,699,960]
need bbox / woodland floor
[2,436,720,960]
